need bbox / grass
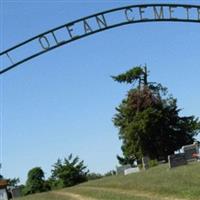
[83,162,200,198]
[18,192,75,200]
[18,162,200,200]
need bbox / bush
[148,159,158,168]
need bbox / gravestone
[183,143,199,162]
[142,156,150,170]
[124,167,140,175]
[168,153,187,168]
[10,187,21,198]
[116,164,131,175]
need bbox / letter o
[39,35,50,50]
[125,8,134,22]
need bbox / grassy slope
[18,162,200,200]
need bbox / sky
[0,0,200,184]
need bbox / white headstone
[116,164,131,175]
[124,167,140,175]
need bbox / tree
[8,178,20,187]
[24,167,50,195]
[112,66,200,163]
[50,154,88,188]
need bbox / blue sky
[0,0,200,184]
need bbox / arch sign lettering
[0,3,200,75]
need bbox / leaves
[50,154,88,188]
[111,66,144,85]
[24,167,50,195]
[112,66,200,163]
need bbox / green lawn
[18,162,200,200]
[18,192,74,200]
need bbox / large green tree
[50,154,88,188]
[112,66,200,163]
[24,167,50,195]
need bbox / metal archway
[0,3,200,75]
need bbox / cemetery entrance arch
[0,3,200,75]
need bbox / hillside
[18,162,200,200]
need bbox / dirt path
[52,191,97,200]
[80,185,188,200]
[52,186,189,200]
